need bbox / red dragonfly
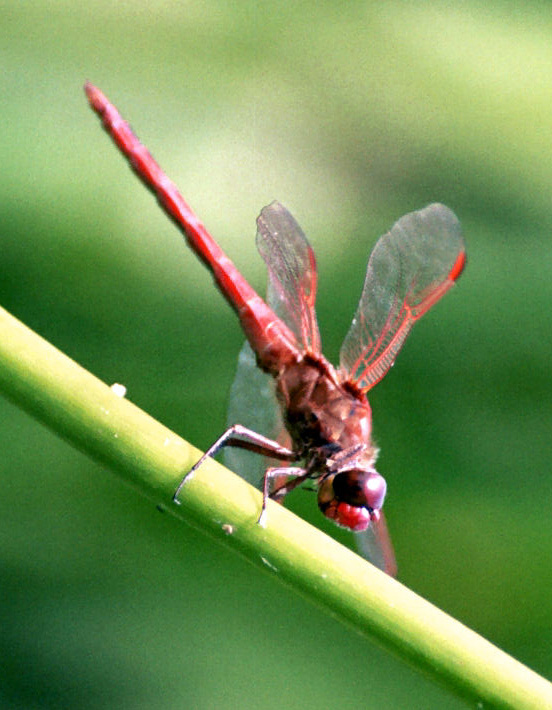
[86,83,466,576]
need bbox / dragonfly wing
[226,206,313,484]
[355,512,397,577]
[224,340,286,487]
[340,203,466,391]
[256,201,321,354]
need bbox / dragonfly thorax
[277,353,374,455]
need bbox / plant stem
[0,304,550,709]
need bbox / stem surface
[0,305,550,709]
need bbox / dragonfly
[85,83,466,576]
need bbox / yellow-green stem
[0,305,550,710]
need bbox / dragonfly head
[318,469,387,532]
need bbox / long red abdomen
[85,83,299,373]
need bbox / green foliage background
[1,2,551,708]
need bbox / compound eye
[332,470,387,511]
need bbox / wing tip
[257,200,285,226]
[449,249,467,282]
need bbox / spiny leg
[258,466,312,527]
[173,425,297,503]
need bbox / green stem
[0,304,550,710]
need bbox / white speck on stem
[222,523,235,535]
[111,383,127,398]
[260,556,278,572]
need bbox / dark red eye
[332,470,387,511]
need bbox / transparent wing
[224,341,286,487]
[256,201,321,354]
[340,203,466,391]
[226,205,314,483]
[355,512,397,577]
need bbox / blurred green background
[1,1,551,708]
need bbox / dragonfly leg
[173,424,297,503]
[258,466,308,527]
